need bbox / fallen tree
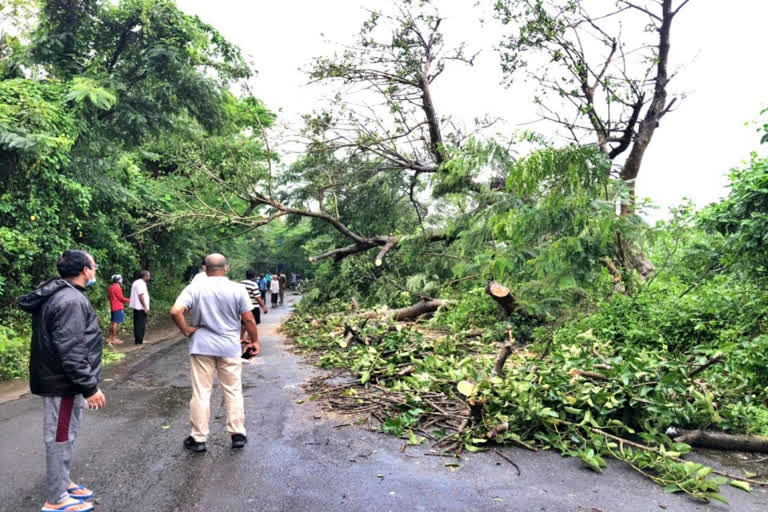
[667,428,768,454]
[359,298,455,321]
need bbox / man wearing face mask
[18,249,106,512]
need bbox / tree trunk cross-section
[486,280,520,316]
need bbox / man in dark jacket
[18,249,105,512]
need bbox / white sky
[177,0,768,220]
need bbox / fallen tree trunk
[359,299,454,321]
[667,427,768,454]
[602,257,626,294]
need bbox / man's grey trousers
[43,395,85,503]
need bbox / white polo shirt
[130,279,150,310]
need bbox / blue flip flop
[66,484,94,499]
[41,499,94,512]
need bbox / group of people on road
[17,249,285,512]
[105,271,151,346]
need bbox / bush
[0,324,29,380]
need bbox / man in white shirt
[270,275,280,308]
[190,258,207,285]
[241,269,268,342]
[170,253,259,452]
[129,270,151,345]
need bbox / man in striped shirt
[241,269,268,341]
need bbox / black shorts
[242,307,261,325]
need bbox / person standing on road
[278,272,287,305]
[129,270,151,345]
[241,269,268,341]
[18,249,106,512]
[106,274,130,345]
[270,274,280,308]
[258,273,267,300]
[190,257,207,285]
[170,253,260,453]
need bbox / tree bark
[601,257,626,293]
[486,280,521,316]
[619,0,675,215]
[468,398,486,426]
[359,298,454,321]
[668,428,768,454]
[491,330,516,377]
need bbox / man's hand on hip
[86,389,106,410]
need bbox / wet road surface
[1,297,766,511]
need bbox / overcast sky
[177,0,768,220]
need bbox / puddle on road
[697,448,768,470]
[145,387,189,416]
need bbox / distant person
[241,269,268,341]
[170,253,260,452]
[106,274,130,345]
[18,249,106,512]
[191,258,207,285]
[264,272,272,295]
[184,263,199,283]
[129,270,151,345]
[258,274,267,299]
[270,275,280,308]
[278,272,287,305]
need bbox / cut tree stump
[485,281,542,322]
[486,281,519,316]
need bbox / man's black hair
[57,250,93,278]
[246,269,256,280]
[139,270,150,279]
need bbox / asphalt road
[1,297,766,512]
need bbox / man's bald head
[204,253,228,275]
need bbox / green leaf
[457,380,475,396]
[728,480,752,493]
[407,430,425,445]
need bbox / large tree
[0,0,257,308]
[495,0,692,215]
[174,1,489,265]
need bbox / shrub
[0,325,29,380]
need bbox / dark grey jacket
[18,278,102,398]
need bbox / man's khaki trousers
[189,355,246,442]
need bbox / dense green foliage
[285,141,768,502]
[0,1,311,374]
